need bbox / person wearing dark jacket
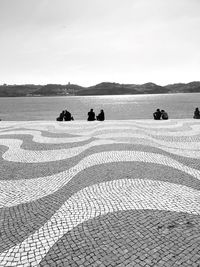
[87,109,96,121]
[193,107,200,119]
[153,109,162,120]
[161,110,168,120]
[64,110,74,121]
[56,110,65,121]
[96,109,105,121]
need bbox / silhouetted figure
[87,109,96,121]
[96,110,105,121]
[153,109,162,120]
[64,110,74,121]
[56,110,65,121]
[193,107,200,119]
[161,110,168,120]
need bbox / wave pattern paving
[0,119,200,266]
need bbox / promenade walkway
[0,119,200,266]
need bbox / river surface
[0,93,199,121]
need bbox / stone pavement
[0,119,200,266]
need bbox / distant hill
[76,82,140,95]
[76,81,199,95]
[0,81,199,96]
[0,85,42,97]
[32,84,83,96]
[164,82,200,93]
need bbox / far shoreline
[0,91,200,98]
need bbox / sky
[0,0,199,86]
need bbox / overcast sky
[0,0,199,86]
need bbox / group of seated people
[153,109,168,120]
[56,110,74,121]
[193,107,200,119]
[87,109,105,121]
[56,109,105,121]
[56,107,200,121]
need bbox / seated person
[64,110,74,121]
[153,109,162,120]
[161,110,168,120]
[56,110,65,121]
[87,109,96,121]
[96,109,105,121]
[193,107,200,119]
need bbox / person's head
[156,109,160,112]
[161,110,165,112]
[101,109,104,112]
[90,109,93,112]
[195,107,199,111]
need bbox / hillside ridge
[0,81,199,97]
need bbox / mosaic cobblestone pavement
[0,119,200,267]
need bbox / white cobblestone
[1,178,200,266]
[1,150,200,207]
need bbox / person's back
[88,109,95,121]
[56,110,64,121]
[64,110,73,121]
[153,109,161,120]
[194,108,200,119]
[96,110,105,121]
[161,110,168,120]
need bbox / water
[0,93,199,121]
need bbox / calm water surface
[0,93,199,121]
